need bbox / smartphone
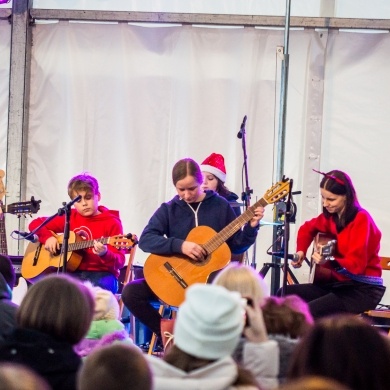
[244,297,254,327]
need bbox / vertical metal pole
[270,0,292,295]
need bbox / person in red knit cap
[29,173,125,293]
[200,153,241,216]
[279,169,385,319]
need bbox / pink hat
[200,153,226,182]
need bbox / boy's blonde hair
[67,173,99,199]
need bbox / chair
[362,256,390,334]
[148,303,177,355]
[116,235,138,328]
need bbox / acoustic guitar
[309,232,337,284]
[144,179,291,307]
[21,232,138,283]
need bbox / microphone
[268,251,299,261]
[14,231,39,243]
[237,115,247,139]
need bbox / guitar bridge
[163,262,188,289]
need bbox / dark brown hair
[262,295,313,339]
[320,170,360,231]
[17,274,94,345]
[78,344,153,390]
[288,315,390,390]
[172,158,203,186]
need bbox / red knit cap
[200,153,226,182]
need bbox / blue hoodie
[139,190,259,256]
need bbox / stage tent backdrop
[1,1,390,300]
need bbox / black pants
[121,278,162,337]
[278,280,386,319]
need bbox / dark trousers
[278,280,386,319]
[71,271,118,294]
[121,278,162,337]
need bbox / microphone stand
[238,115,255,268]
[280,179,293,296]
[57,195,81,273]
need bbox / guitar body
[21,231,83,282]
[144,225,231,307]
[309,232,337,284]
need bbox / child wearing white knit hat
[146,283,260,389]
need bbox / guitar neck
[0,202,8,256]
[68,237,110,252]
[203,197,268,253]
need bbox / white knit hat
[174,283,244,360]
[92,287,120,321]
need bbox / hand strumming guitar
[45,236,60,254]
[181,241,207,261]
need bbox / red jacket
[297,209,382,281]
[29,206,125,278]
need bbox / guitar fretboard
[202,197,268,253]
[66,237,111,252]
[0,201,8,255]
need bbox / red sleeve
[335,211,381,276]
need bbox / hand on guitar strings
[181,241,207,262]
[249,206,265,228]
[93,239,108,257]
[44,236,60,254]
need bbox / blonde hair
[213,263,269,306]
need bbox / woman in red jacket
[280,169,385,319]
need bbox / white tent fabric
[31,0,390,20]
[0,21,10,166]
[1,17,390,299]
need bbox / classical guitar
[144,179,291,307]
[21,231,138,282]
[309,232,337,284]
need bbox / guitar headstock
[0,169,5,201]
[3,196,42,217]
[263,178,291,205]
[108,233,139,252]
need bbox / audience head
[288,314,390,390]
[17,274,94,345]
[213,263,269,307]
[262,295,313,338]
[0,254,16,289]
[0,362,51,390]
[174,283,244,360]
[77,344,152,390]
[90,286,120,321]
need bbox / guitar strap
[336,267,383,286]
